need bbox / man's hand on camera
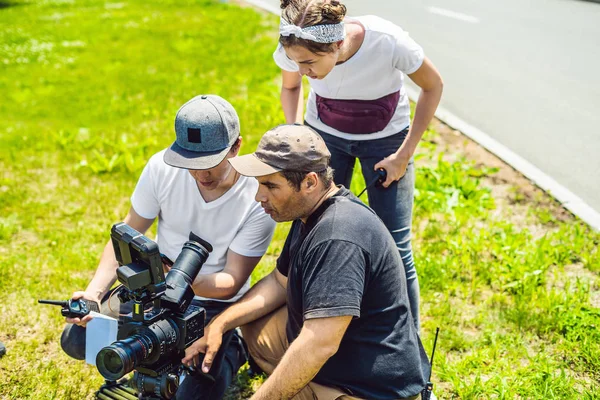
[182,323,223,373]
[65,291,100,327]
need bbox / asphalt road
[258,0,600,214]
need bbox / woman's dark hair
[279,0,347,54]
[281,167,334,191]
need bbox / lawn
[0,0,599,399]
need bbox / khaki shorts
[241,306,419,400]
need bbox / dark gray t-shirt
[277,187,430,399]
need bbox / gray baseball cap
[164,94,240,170]
[229,124,330,177]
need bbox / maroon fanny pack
[315,91,400,134]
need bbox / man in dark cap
[183,124,430,400]
[60,95,275,399]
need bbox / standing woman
[275,0,443,330]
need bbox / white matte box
[85,311,118,366]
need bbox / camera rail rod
[96,382,138,400]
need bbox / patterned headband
[279,18,345,43]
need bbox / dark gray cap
[229,124,330,177]
[164,94,240,170]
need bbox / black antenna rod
[38,299,68,307]
[428,327,440,382]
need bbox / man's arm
[190,196,276,299]
[251,315,352,400]
[248,239,364,398]
[67,207,154,326]
[182,268,287,371]
[190,250,261,300]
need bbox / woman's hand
[182,323,224,373]
[374,148,411,188]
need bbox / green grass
[1,0,599,399]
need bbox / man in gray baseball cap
[164,94,241,170]
[183,124,430,400]
[59,95,276,400]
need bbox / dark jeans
[309,125,420,331]
[60,288,246,400]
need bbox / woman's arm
[375,57,443,186]
[280,70,304,124]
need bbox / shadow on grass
[0,0,23,9]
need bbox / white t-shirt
[274,15,424,141]
[130,150,276,302]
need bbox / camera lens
[96,334,153,381]
[96,319,180,381]
[103,349,124,375]
[97,347,127,380]
[161,238,211,313]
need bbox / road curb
[405,88,600,232]
[244,0,600,232]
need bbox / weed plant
[0,0,598,398]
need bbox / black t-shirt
[277,187,430,399]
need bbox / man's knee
[60,323,86,360]
[239,307,288,375]
[240,322,259,350]
[240,315,272,361]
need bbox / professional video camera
[94,222,212,400]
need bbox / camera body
[96,222,212,399]
[108,304,205,378]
